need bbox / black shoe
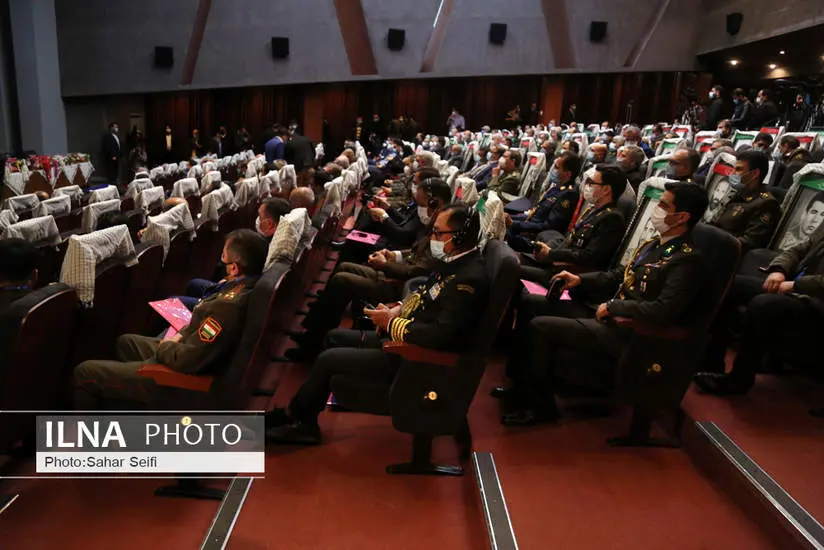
[490,385,514,399]
[266,421,322,445]
[283,346,319,364]
[264,408,291,428]
[501,407,560,426]
[694,372,753,395]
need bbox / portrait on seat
[702,156,737,224]
[774,180,824,251]
[618,191,660,267]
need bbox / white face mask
[404,165,412,175]
[429,238,448,260]
[255,216,265,235]
[650,205,671,234]
[413,161,419,170]
[582,183,597,204]
[418,206,431,225]
[486,152,492,161]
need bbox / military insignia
[760,192,770,199]
[731,205,745,217]
[400,293,422,318]
[198,317,222,343]
[561,200,569,208]
[759,213,771,223]
[681,243,693,253]
[428,283,442,301]
[456,284,475,294]
[221,286,241,301]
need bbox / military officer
[496,182,708,425]
[520,164,628,286]
[266,204,488,445]
[506,152,582,252]
[73,229,268,409]
[488,149,522,200]
[696,222,824,395]
[711,149,780,252]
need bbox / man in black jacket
[101,122,122,184]
[696,225,824,395]
[266,205,488,444]
[730,88,754,130]
[751,89,780,129]
[497,182,708,425]
[520,164,627,285]
[703,85,725,131]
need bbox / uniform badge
[759,213,772,223]
[198,317,222,343]
[456,284,475,294]
[561,199,569,208]
[731,205,745,217]
[222,286,241,301]
[428,283,442,301]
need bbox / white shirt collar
[444,246,479,263]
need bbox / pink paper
[164,326,178,339]
[560,290,571,301]
[346,230,381,245]
[521,279,548,296]
[149,298,193,331]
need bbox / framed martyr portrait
[771,172,824,251]
[616,181,665,267]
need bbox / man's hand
[363,303,398,331]
[763,271,786,293]
[552,270,582,290]
[534,242,551,260]
[368,250,388,268]
[595,303,611,323]
[372,195,390,209]
[161,332,183,344]
[504,213,513,228]
[369,207,387,222]
[380,249,398,263]
[778,281,795,295]
[491,166,501,178]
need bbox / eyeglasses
[583,178,606,187]
[431,229,458,238]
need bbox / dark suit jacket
[285,134,315,172]
[102,134,122,159]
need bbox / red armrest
[613,317,689,341]
[382,342,459,367]
[136,364,214,392]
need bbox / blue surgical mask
[548,169,560,185]
[728,173,744,190]
[429,238,448,260]
[586,151,595,161]
[486,152,492,161]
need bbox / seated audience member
[73,230,268,409]
[96,211,130,231]
[164,197,187,210]
[488,149,522,199]
[773,135,813,189]
[521,164,627,284]
[286,178,452,361]
[35,191,51,202]
[323,162,343,179]
[289,186,315,212]
[447,144,464,168]
[496,183,708,425]
[475,145,504,191]
[506,152,582,252]
[0,239,39,311]
[334,155,350,170]
[710,149,779,253]
[622,125,654,157]
[694,139,734,185]
[716,119,733,140]
[665,148,700,182]
[752,132,774,153]
[583,143,607,172]
[561,140,580,156]
[177,198,291,311]
[617,145,646,191]
[265,204,488,444]
[695,224,824,395]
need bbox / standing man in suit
[102,122,122,184]
[285,130,315,187]
[159,124,177,164]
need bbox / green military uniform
[504,234,706,423]
[713,189,780,252]
[488,170,522,200]
[520,203,626,286]
[73,277,257,409]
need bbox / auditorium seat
[34,242,68,287]
[70,258,130,364]
[117,243,164,337]
[188,219,221,281]
[330,240,520,475]
[153,230,194,300]
[0,284,78,452]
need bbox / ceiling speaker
[271,37,290,59]
[726,13,743,36]
[489,23,507,46]
[387,28,405,51]
[590,21,607,43]
[154,46,173,68]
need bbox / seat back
[691,223,742,328]
[0,285,78,452]
[117,243,164,336]
[390,240,520,436]
[154,231,193,299]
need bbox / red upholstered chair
[0,285,78,453]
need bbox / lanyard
[573,204,607,232]
[0,285,30,292]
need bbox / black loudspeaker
[590,21,608,43]
[387,28,405,51]
[489,23,507,45]
[726,13,743,36]
[271,37,290,59]
[154,47,174,68]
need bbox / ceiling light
[729,59,740,66]
[769,63,777,69]
[779,50,785,55]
